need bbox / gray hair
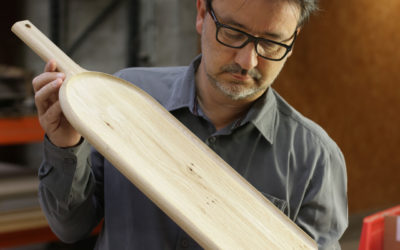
[296,0,319,26]
[206,0,319,27]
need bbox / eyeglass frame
[206,0,298,61]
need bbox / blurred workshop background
[0,0,399,249]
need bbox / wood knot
[104,121,113,129]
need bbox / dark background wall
[0,0,24,65]
[275,0,400,213]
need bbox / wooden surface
[12,20,317,249]
[274,0,400,213]
[0,207,47,234]
[0,208,103,248]
[0,174,38,198]
[0,225,58,248]
[61,72,316,249]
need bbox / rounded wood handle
[11,20,84,78]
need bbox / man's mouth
[230,72,251,82]
[221,63,262,82]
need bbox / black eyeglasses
[206,1,297,61]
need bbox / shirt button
[207,136,216,144]
[181,238,189,248]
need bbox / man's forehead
[212,0,300,38]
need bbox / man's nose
[234,42,259,71]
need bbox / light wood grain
[12,20,317,249]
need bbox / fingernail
[57,73,65,78]
[53,78,62,86]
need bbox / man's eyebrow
[223,16,288,41]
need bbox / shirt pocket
[261,192,288,214]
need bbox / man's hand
[33,60,82,147]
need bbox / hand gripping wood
[12,20,317,249]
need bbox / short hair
[296,0,319,26]
[206,0,319,27]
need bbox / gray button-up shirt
[39,56,347,250]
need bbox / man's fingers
[42,100,63,126]
[44,59,57,73]
[32,72,65,93]
[35,78,62,115]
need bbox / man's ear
[196,0,207,35]
[287,27,301,58]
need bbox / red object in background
[0,219,103,248]
[0,115,102,248]
[359,205,400,250]
[0,226,60,247]
[0,116,44,145]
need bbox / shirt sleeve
[38,136,103,243]
[295,145,348,250]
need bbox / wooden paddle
[12,20,317,249]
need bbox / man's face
[196,0,300,101]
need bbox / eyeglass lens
[217,26,288,60]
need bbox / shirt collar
[243,88,277,144]
[164,55,201,113]
[164,54,277,144]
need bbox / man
[33,0,348,249]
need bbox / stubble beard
[207,64,268,101]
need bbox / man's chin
[208,74,266,100]
[215,83,261,101]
